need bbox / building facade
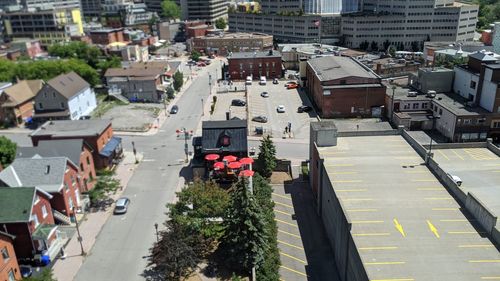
[175,0,227,23]
[0,80,43,126]
[190,32,273,56]
[227,50,283,80]
[303,0,361,15]
[0,232,21,281]
[89,28,124,45]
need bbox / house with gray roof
[0,157,82,223]
[33,72,97,121]
[0,187,66,261]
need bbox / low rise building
[190,32,273,56]
[305,56,386,118]
[423,41,495,66]
[0,231,21,281]
[279,43,345,70]
[186,23,213,39]
[226,50,282,80]
[0,80,43,126]
[89,28,124,45]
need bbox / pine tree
[256,135,277,179]
[217,178,267,274]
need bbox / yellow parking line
[336,189,367,192]
[371,279,414,281]
[452,149,465,160]
[448,231,486,234]
[437,150,450,160]
[358,246,398,251]
[278,229,301,239]
[485,163,500,166]
[404,170,427,174]
[417,187,443,190]
[280,252,307,264]
[412,179,439,182]
[425,197,453,200]
[394,219,406,237]
[352,220,384,224]
[273,193,292,200]
[432,208,459,211]
[394,156,422,159]
[365,261,406,265]
[482,277,500,280]
[330,171,358,175]
[440,219,470,222]
[279,265,308,277]
[341,198,373,201]
[353,233,390,236]
[469,260,500,263]
[275,201,294,209]
[346,209,378,212]
[326,164,354,167]
[278,240,304,250]
[459,245,494,248]
[275,209,293,216]
[492,170,500,173]
[333,180,363,183]
[275,219,298,228]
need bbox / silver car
[114,197,130,214]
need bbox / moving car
[297,105,312,113]
[446,173,462,186]
[170,105,179,114]
[276,105,286,113]
[261,92,269,98]
[273,78,279,84]
[114,197,130,214]
[231,99,246,106]
[252,115,268,123]
[287,83,299,89]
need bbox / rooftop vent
[408,91,417,97]
[45,165,50,174]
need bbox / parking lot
[211,90,247,121]
[247,81,317,139]
[432,147,500,222]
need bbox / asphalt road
[74,62,219,281]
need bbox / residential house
[227,50,283,80]
[0,80,44,126]
[16,139,97,192]
[0,157,82,222]
[104,61,170,102]
[0,231,21,281]
[305,56,386,118]
[89,28,125,45]
[0,187,65,261]
[30,120,122,169]
[33,72,97,122]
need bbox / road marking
[481,277,500,280]
[278,240,304,250]
[352,233,390,236]
[279,265,308,277]
[404,170,427,174]
[371,279,414,281]
[365,261,405,265]
[341,198,373,201]
[417,187,443,190]
[451,149,465,160]
[352,220,384,224]
[394,156,421,159]
[273,193,292,200]
[426,220,440,238]
[346,209,378,212]
[278,229,301,239]
[275,201,294,209]
[394,219,406,237]
[459,245,495,248]
[432,208,459,211]
[330,171,358,175]
[485,163,500,167]
[326,164,354,167]
[275,219,298,228]
[332,180,363,183]
[437,150,450,160]
[142,159,156,162]
[336,189,367,192]
[274,209,293,216]
[358,246,398,251]
[280,252,307,264]
[469,260,500,263]
[425,197,453,200]
[440,219,471,222]
[412,179,439,182]
[448,231,486,234]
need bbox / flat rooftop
[319,135,500,281]
[31,119,111,138]
[432,147,500,226]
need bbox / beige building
[190,32,273,56]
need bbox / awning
[100,136,122,157]
[32,224,58,240]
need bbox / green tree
[411,41,420,52]
[96,55,122,74]
[190,50,201,62]
[359,40,369,51]
[173,71,184,91]
[388,46,396,57]
[24,268,56,281]
[161,0,181,20]
[166,86,175,99]
[370,41,378,51]
[48,41,103,68]
[215,17,227,29]
[0,136,16,167]
[148,220,205,281]
[256,135,277,179]
[0,59,16,82]
[382,40,391,52]
[88,175,121,206]
[217,178,267,274]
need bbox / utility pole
[208,73,212,95]
[201,98,204,116]
[72,207,85,256]
[131,141,137,163]
[154,223,159,242]
[182,127,191,162]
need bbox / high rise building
[303,0,360,14]
[174,0,227,23]
[0,0,80,11]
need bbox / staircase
[108,88,130,104]
[52,209,71,225]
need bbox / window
[413,103,419,109]
[439,109,443,115]
[480,132,488,139]
[61,102,65,109]
[8,269,15,281]
[323,90,331,96]
[39,103,43,109]
[52,92,56,98]
[463,119,472,124]
[477,118,486,124]
[87,157,90,165]
[32,214,39,228]
[1,247,9,260]
[404,104,410,109]
[422,103,428,109]
[340,80,346,85]
[42,205,48,218]
[492,121,500,128]
[470,81,476,89]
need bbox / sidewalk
[51,151,142,281]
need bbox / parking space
[211,91,247,121]
[319,136,500,281]
[247,81,317,139]
[432,147,500,223]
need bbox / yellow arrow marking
[426,220,440,238]
[393,219,406,237]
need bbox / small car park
[261,92,269,98]
[231,99,246,106]
[297,105,312,113]
[170,105,179,114]
[277,105,286,113]
[114,197,130,214]
[252,115,268,123]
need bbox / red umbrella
[239,170,254,177]
[227,161,242,169]
[239,157,254,165]
[223,155,237,162]
[213,162,225,169]
[205,154,220,161]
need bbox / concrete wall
[422,142,487,150]
[401,129,427,158]
[487,139,500,157]
[465,192,497,235]
[426,157,467,203]
[337,129,398,138]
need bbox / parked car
[114,197,130,214]
[197,62,206,67]
[252,115,268,123]
[446,173,462,186]
[287,83,299,89]
[231,99,246,106]
[297,105,312,113]
[261,92,269,98]
[79,115,91,120]
[259,76,267,85]
[20,265,33,278]
[170,105,178,114]
[285,81,297,87]
[276,105,286,113]
[273,78,279,84]
[245,76,252,85]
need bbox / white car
[446,173,462,186]
[276,105,286,113]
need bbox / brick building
[89,28,125,45]
[227,50,283,80]
[190,32,273,56]
[0,80,43,126]
[30,120,122,169]
[0,231,21,281]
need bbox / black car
[252,115,268,123]
[231,99,246,106]
[273,78,279,84]
[297,105,312,113]
[170,105,179,114]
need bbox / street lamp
[201,98,204,116]
[389,79,396,123]
[427,114,441,161]
[131,141,137,163]
[208,73,212,96]
[154,223,159,242]
[72,207,86,256]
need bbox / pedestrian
[356,124,359,131]
[288,122,292,132]
[285,126,288,134]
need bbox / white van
[259,76,266,85]
[245,76,252,85]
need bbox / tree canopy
[215,18,227,30]
[173,71,184,91]
[48,41,103,68]
[256,135,277,178]
[0,136,16,168]
[190,50,201,62]
[161,0,181,20]
[476,0,500,30]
